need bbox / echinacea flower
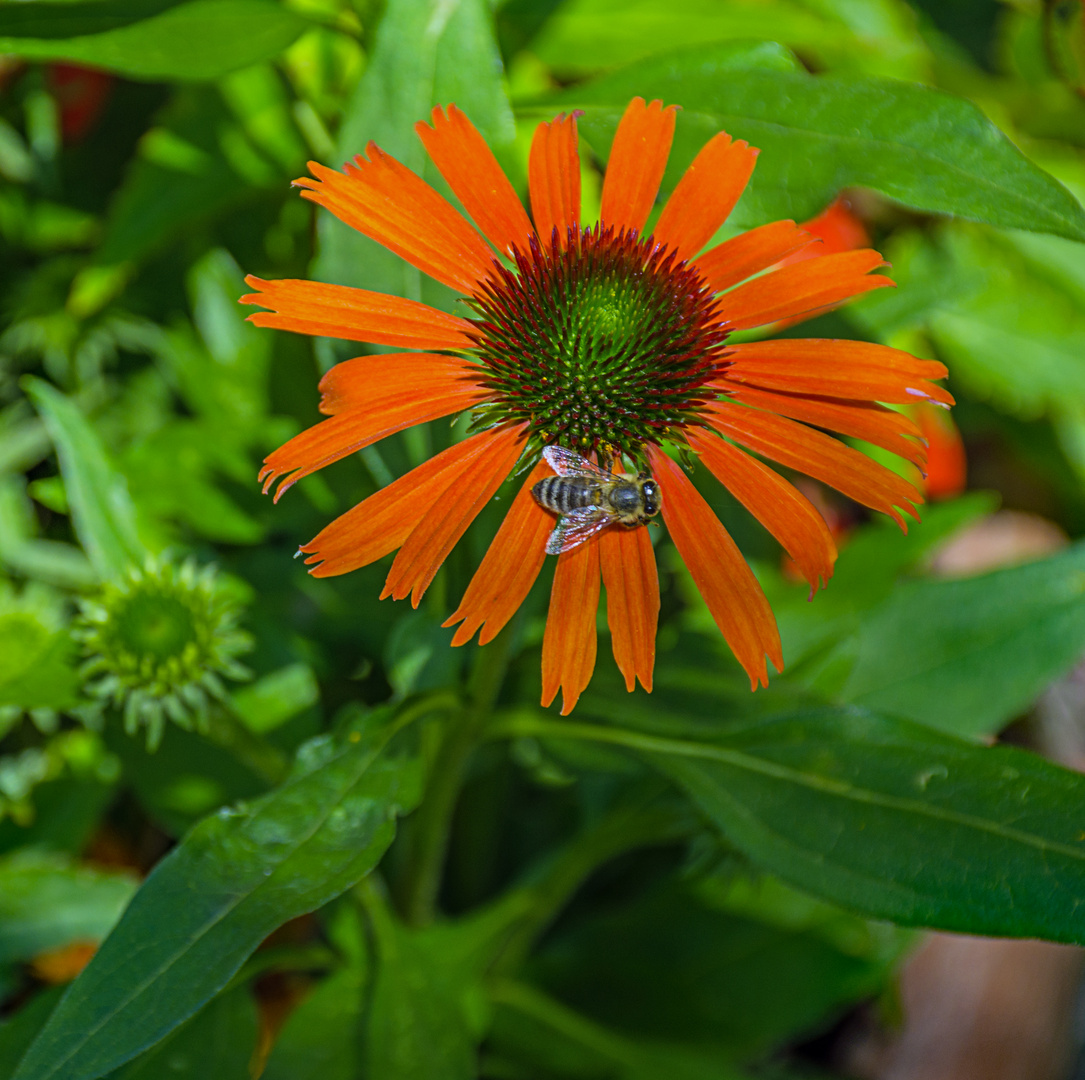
[242,98,952,714]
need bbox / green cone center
[466,225,730,463]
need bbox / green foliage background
[1,0,1085,1076]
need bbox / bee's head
[640,478,660,517]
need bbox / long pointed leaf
[553,44,1085,242]
[23,378,147,583]
[504,710,1085,943]
[12,727,421,1080]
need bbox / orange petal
[914,403,967,500]
[259,355,486,500]
[241,276,475,350]
[541,538,600,715]
[654,132,758,262]
[793,196,870,258]
[687,427,836,592]
[648,447,782,689]
[704,399,923,528]
[294,149,497,294]
[315,353,484,416]
[722,338,953,406]
[444,460,553,646]
[720,384,928,469]
[719,249,892,330]
[600,524,658,692]
[693,220,817,293]
[529,113,582,249]
[416,104,535,257]
[299,429,499,577]
[599,97,677,235]
[382,424,527,607]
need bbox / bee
[532,445,662,555]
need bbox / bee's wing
[546,507,615,555]
[542,445,616,481]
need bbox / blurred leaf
[0,778,116,858]
[821,540,1085,736]
[362,893,518,1080]
[23,378,148,582]
[0,405,50,476]
[261,902,368,1080]
[553,43,1085,241]
[315,0,516,311]
[0,579,79,711]
[174,249,276,437]
[111,984,258,1080]
[697,870,912,965]
[750,494,997,674]
[856,225,1085,420]
[533,0,932,79]
[231,664,319,735]
[487,980,748,1080]
[510,709,1085,943]
[0,851,137,964]
[0,1,307,82]
[12,722,421,1080]
[530,882,896,1057]
[96,87,292,267]
[260,963,365,1080]
[104,717,271,837]
[0,477,97,591]
[0,612,78,711]
[122,425,265,544]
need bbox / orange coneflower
[242,98,952,713]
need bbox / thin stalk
[399,624,517,926]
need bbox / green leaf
[111,985,258,1080]
[551,44,1085,242]
[0,852,137,964]
[530,882,896,1057]
[487,980,748,1080]
[12,724,421,1080]
[260,966,365,1080]
[314,0,516,312]
[757,494,997,673]
[104,716,271,838]
[0,1,307,82]
[0,991,65,1080]
[532,0,931,79]
[361,890,517,1080]
[0,610,79,712]
[97,88,293,268]
[825,541,1085,737]
[856,225,1085,419]
[262,901,367,1080]
[23,378,148,582]
[231,664,319,736]
[504,710,1085,943]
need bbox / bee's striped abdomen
[533,476,600,513]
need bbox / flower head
[243,98,952,713]
[77,557,251,748]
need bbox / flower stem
[399,624,516,926]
